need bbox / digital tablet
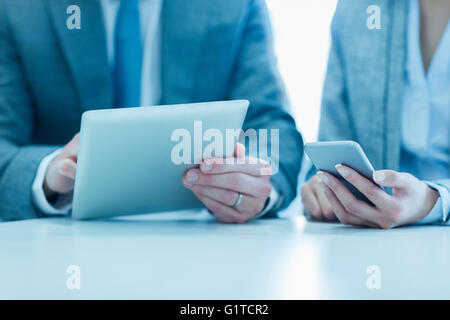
[304,141,386,204]
[72,100,249,220]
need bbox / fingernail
[201,163,212,172]
[187,171,198,182]
[335,164,349,177]
[374,171,385,182]
[317,171,330,185]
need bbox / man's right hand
[43,133,80,199]
[301,174,337,221]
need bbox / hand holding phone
[304,141,385,205]
[302,141,439,228]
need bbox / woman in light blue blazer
[302,0,449,228]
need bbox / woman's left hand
[317,165,440,229]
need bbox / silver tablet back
[72,100,249,219]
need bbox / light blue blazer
[310,0,450,220]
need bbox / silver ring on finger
[232,193,244,209]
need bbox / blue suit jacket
[309,0,450,200]
[0,0,303,220]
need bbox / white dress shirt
[32,0,278,217]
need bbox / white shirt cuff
[253,184,280,219]
[32,149,72,215]
[415,181,450,225]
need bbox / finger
[200,157,271,177]
[312,182,335,221]
[73,132,80,141]
[189,184,263,214]
[205,208,234,223]
[318,171,381,224]
[234,142,246,159]
[301,184,324,220]
[184,169,270,197]
[194,192,248,224]
[63,133,80,160]
[373,170,413,189]
[58,158,77,180]
[320,182,378,227]
[190,185,240,206]
[335,164,398,214]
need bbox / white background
[267,0,338,142]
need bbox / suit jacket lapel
[160,0,207,104]
[44,0,112,111]
[383,0,408,171]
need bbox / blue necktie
[113,0,142,108]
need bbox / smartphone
[304,141,386,204]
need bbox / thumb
[44,158,77,195]
[234,142,246,160]
[373,170,410,189]
[58,158,77,180]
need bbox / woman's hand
[316,165,439,229]
[301,174,337,221]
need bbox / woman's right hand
[301,174,337,221]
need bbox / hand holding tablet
[72,100,250,220]
[182,142,273,224]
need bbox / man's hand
[43,133,79,199]
[316,165,439,229]
[301,175,337,221]
[183,143,272,224]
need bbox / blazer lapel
[160,0,207,104]
[383,0,408,170]
[44,0,112,111]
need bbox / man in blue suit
[0,0,303,222]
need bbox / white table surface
[1,209,449,299]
